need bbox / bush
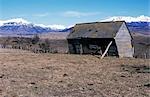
[32,34,40,44]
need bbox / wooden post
[144,53,146,59]
[101,41,113,59]
[80,44,83,54]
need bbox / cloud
[62,11,100,18]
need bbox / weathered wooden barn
[67,21,134,58]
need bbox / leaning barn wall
[115,23,134,58]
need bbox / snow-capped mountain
[0,18,30,26]
[101,15,150,22]
[102,15,150,35]
[0,16,149,36]
[0,18,68,36]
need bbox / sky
[0,0,149,26]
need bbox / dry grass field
[0,48,149,97]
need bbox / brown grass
[0,48,149,97]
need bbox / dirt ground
[0,48,149,97]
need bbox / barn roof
[67,21,126,39]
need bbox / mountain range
[0,15,149,36]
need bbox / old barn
[67,21,134,58]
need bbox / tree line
[0,35,58,53]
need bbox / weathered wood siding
[68,39,81,54]
[115,23,133,57]
[68,38,119,56]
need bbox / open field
[0,48,149,97]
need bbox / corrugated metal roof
[67,21,125,39]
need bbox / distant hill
[127,22,150,35]
[132,33,150,58]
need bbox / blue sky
[0,0,149,26]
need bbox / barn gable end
[115,22,134,57]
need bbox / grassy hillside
[132,33,150,58]
[0,48,149,97]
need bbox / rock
[120,75,126,77]
[0,74,4,78]
[88,83,94,86]
[30,82,36,85]
[144,83,150,88]
[63,74,68,77]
